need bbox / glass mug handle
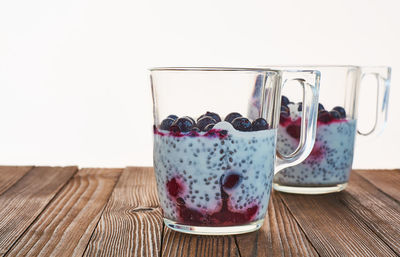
[357,67,391,138]
[275,71,320,173]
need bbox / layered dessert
[153,112,276,226]
[274,96,357,187]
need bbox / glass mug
[151,67,320,235]
[249,65,391,194]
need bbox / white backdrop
[0,0,399,168]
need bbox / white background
[0,0,399,168]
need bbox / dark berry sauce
[154,127,228,140]
[166,175,259,226]
[279,117,351,162]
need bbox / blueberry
[191,126,200,132]
[318,103,325,111]
[169,125,181,134]
[280,110,290,124]
[318,110,332,123]
[176,197,185,206]
[280,110,290,118]
[333,106,346,118]
[204,123,215,131]
[224,112,242,123]
[172,117,194,132]
[281,105,290,114]
[297,102,303,112]
[280,106,290,124]
[188,127,200,137]
[252,118,269,131]
[206,112,221,122]
[167,115,178,121]
[198,111,221,123]
[183,116,196,125]
[232,117,252,131]
[197,116,216,131]
[281,95,290,106]
[160,118,175,130]
[329,110,341,120]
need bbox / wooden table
[0,166,399,256]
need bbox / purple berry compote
[275,100,356,187]
[153,112,276,227]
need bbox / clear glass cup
[151,67,321,235]
[249,65,391,194]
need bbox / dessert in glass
[249,66,391,194]
[151,67,320,234]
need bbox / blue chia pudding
[275,100,356,186]
[153,112,276,226]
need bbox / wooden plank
[161,227,239,257]
[0,166,77,256]
[235,192,318,257]
[336,171,400,254]
[0,166,33,195]
[83,167,163,257]
[355,169,400,203]
[278,190,398,256]
[5,168,122,257]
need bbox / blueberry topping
[204,123,215,131]
[197,116,216,131]
[280,110,290,124]
[318,103,325,111]
[232,117,252,131]
[281,95,290,106]
[252,118,269,131]
[191,126,200,132]
[188,128,199,137]
[198,111,221,123]
[333,106,346,119]
[318,110,332,123]
[280,106,290,124]
[206,111,221,122]
[329,110,341,120]
[224,112,242,123]
[183,116,196,125]
[160,118,175,130]
[281,105,290,114]
[297,102,303,111]
[172,117,194,132]
[167,114,178,121]
[169,125,181,133]
[176,197,185,206]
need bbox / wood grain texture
[161,227,239,257]
[278,191,398,256]
[355,169,400,203]
[0,166,33,195]
[83,167,163,257]
[338,171,400,254]
[236,191,318,257]
[1,166,399,257]
[0,166,77,256]
[5,168,122,257]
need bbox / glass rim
[259,64,391,70]
[149,67,280,74]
